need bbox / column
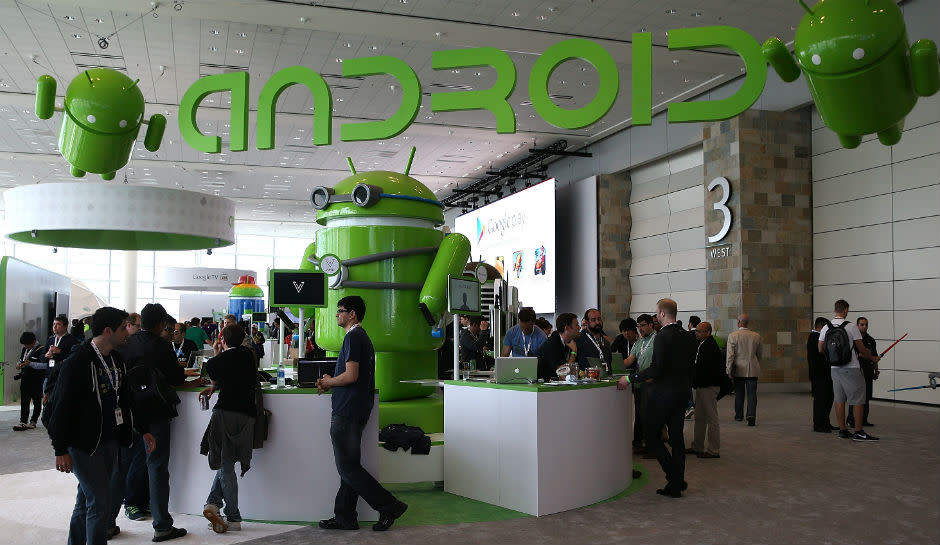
[123,250,137,313]
[597,171,632,324]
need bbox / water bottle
[277,363,286,388]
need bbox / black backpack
[823,322,854,366]
[379,423,431,455]
[124,364,180,420]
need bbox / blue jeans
[206,460,241,522]
[734,377,758,421]
[69,441,118,545]
[146,418,174,531]
[329,414,397,525]
[110,432,149,526]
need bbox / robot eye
[86,114,96,124]
[811,54,822,65]
[119,120,128,128]
[852,48,865,60]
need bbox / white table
[169,387,379,522]
[443,380,632,516]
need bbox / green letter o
[528,39,619,129]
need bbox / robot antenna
[797,0,814,16]
[404,146,416,176]
[346,157,357,175]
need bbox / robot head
[311,170,444,226]
[794,0,906,75]
[64,68,145,134]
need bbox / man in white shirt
[817,299,881,442]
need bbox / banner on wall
[161,267,257,292]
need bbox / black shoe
[318,517,359,530]
[632,469,642,479]
[863,421,874,427]
[852,430,879,442]
[813,427,832,433]
[656,487,682,498]
[373,501,408,531]
[105,526,120,540]
[734,417,743,422]
[747,418,755,427]
[152,527,187,542]
[829,424,840,431]
[680,480,688,491]
[838,429,853,439]
[698,452,720,459]
[684,447,698,454]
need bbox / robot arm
[910,39,940,97]
[143,114,167,152]
[762,38,801,83]
[418,233,471,326]
[35,75,57,120]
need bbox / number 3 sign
[707,177,732,243]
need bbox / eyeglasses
[336,309,350,315]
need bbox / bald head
[694,321,713,341]
[737,313,750,327]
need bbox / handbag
[717,374,734,400]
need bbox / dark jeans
[644,386,689,492]
[146,418,174,531]
[632,384,647,448]
[811,377,835,429]
[206,460,241,522]
[69,441,118,545]
[19,372,43,424]
[734,377,758,421]
[110,432,149,526]
[329,414,397,525]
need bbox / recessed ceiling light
[512,11,520,17]
[474,71,482,76]
[536,15,547,21]
[692,11,703,17]
[400,0,407,3]
[639,27,648,32]
[63,15,74,20]
[548,6,558,12]
[234,49,245,54]
[72,34,82,39]
[672,59,680,65]
[237,32,248,38]
[93,17,103,23]
[370,45,378,50]
[209,46,218,52]
[336,97,344,102]
[344,42,352,48]
[209,29,220,35]
[665,8,677,14]
[335,58,342,62]
[683,77,690,83]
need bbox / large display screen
[268,270,327,308]
[455,179,556,314]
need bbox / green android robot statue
[300,150,470,431]
[763,0,939,149]
[35,68,166,180]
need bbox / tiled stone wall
[704,109,813,383]
[597,171,632,324]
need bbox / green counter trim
[176,386,380,395]
[442,379,619,392]
[241,463,649,526]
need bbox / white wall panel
[855,310,895,340]
[630,179,669,204]
[894,310,940,342]
[813,282,894,313]
[629,195,668,221]
[630,273,669,295]
[893,184,940,221]
[891,123,940,163]
[814,195,893,232]
[667,186,704,213]
[668,167,702,193]
[668,207,705,232]
[814,224,892,259]
[892,153,939,192]
[668,248,706,271]
[893,247,940,281]
[902,93,940,129]
[893,216,940,251]
[893,340,940,373]
[668,227,706,253]
[814,254,894,285]
[629,218,661,240]
[812,166,892,207]
[812,139,893,181]
[630,234,669,259]
[894,278,940,311]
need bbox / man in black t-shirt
[316,296,407,532]
[199,324,257,533]
[536,313,581,382]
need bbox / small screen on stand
[448,277,481,314]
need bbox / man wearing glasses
[316,296,408,532]
[618,314,656,453]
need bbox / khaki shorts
[831,367,866,405]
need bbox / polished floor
[1,391,937,544]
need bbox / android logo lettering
[35,68,166,180]
[300,148,471,407]
[763,0,939,149]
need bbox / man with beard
[576,308,612,372]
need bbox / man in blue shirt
[501,307,547,358]
[316,295,407,532]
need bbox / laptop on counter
[609,351,627,376]
[494,356,538,384]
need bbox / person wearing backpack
[49,307,156,545]
[122,303,188,542]
[817,300,881,442]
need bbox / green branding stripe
[431,47,516,133]
[529,38,619,130]
[631,32,653,126]
[178,72,249,153]
[258,66,332,148]
[341,56,420,142]
[667,26,767,123]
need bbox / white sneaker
[203,504,226,533]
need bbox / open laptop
[297,359,336,387]
[494,356,538,384]
[609,352,626,376]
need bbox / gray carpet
[2,393,937,544]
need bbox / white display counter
[169,387,379,522]
[443,380,632,516]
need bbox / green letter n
[258,66,332,149]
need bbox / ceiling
[0,0,806,222]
